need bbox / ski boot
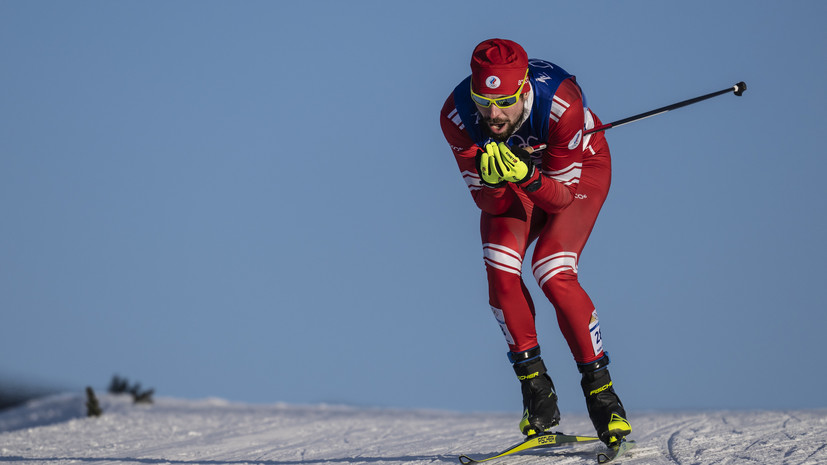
[510,346,560,436]
[579,354,632,446]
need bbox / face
[473,93,527,141]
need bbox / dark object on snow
[108,375,130,394]
[108,375,154,404]
[130,383,154,404]
[85,386,102,417]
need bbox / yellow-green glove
[495,142,532,183]
[478,142,535,186]
[483,142,534,183]
[478,142,506,186]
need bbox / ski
[458,432,600,464]
[597,439,636,464]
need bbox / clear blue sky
[2,1,825,415]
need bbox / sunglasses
[470,69,529,109]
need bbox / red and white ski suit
[440,77,611,365]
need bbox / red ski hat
[470,38,529,96]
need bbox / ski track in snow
[0,394,825,465]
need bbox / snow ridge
[1,394,825,464]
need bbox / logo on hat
[485,76,501,90]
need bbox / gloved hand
[477,142,506,186]
[477,142,536,186]
[493,142,533,184]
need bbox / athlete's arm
[516,79,585,213]
[440,95,516,215]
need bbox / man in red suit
[439,38,631,446]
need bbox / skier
[439,38,632,446]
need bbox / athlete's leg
[480,192,546,353]
[532,149,630,443]
[531,151,611,364]
[482,193,561,435]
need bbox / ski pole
[585,81,747,135]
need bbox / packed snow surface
[1,394,826,464]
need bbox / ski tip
[458,455,476,464]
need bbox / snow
[1,394,826,464]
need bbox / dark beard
[483,117,520,142]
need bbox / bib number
[589,310,603,356]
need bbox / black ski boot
[579,354,632,446]
[510,347,560,436]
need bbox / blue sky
[2,1,825,416]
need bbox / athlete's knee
[532,251,579,295]
[484,242,524,288]
[541,272,582,306]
